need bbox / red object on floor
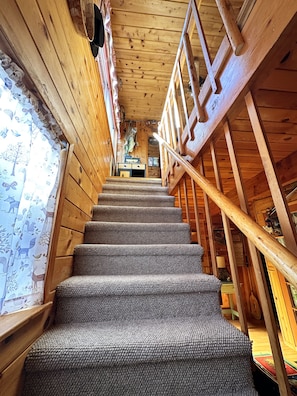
[254,354,297,378]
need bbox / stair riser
[55,292,221,323]
[102,185,169,196]
[98,195,175,207]
[73,255,201,275]
[22,356,257,396]
[105,177,161,186]
[92,207,182,223]
[84,229,191,244]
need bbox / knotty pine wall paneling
[0,0,113,288]
[0,2,114,391]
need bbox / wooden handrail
[154,133,297,291]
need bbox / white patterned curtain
[0,51,63,315]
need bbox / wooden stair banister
[155,132,295,396]
[154,133,297,291]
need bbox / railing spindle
[199,158,218,278]
[183,177,190,225]
[215,0,245,55]
[183,32,206,123]
[210,141,249,335]
[191,177,202,245]
[191,0,219,93]
[176,61,193,141]
[245,91,297,255]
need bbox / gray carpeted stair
[54,273,222,324]
[97,192,175,207]
[92,205,182,222]
[102,182,169,196]
[73,244,203,275]
[84,221,191,244]
[22,176,258,395]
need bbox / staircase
[22,177,258,395]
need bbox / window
[0,51,63,315]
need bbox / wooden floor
[229,319,297,364]
[229,319,297,394]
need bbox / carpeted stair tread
[55,273,222,323]
[102,183,169,196]
[92,205,182,223]
[74,243,203,257]
[105,176,162,186]
[73,243,203,275]
[56,273,220,297]
[84,221,191,244]
[24,317,252,371]
[97,193,175,207]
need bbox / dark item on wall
[90,42,99,57]
[90,3,105,57]
[67,0,94,41]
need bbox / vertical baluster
[200,158,218,277]
[158,124,169,183]
[191,0,219,93]
[183,176,190,226]
[215,0,245,55]
[183,32,206,123]
[177,183,182,210]
[245,91,297,254]
[168,88,179,172]
[191,177,202,245]
[171,78,185,155]
[164,109,174,176]
[176,61,192,141]
[210,140,248,335]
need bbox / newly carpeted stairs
[22,177,258,395]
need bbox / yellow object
[216,256,226,268]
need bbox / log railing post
[183,32,206,122]
[191,177,202,245]
[172,79,184,155]
[245,91,297,255]
[183,177,190,225]
[210,141,248,335]
[158,125,169,185]
[177,183,182,210]
[164,110,175,176]
[191,0,219,93]
[199,159,218,277]
[215,0,245,55]
[176,61,193,141]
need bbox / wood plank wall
[0,0,113,289]
[0,1,113,393]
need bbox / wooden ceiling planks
[110,0,244,121]
[111,0,297,234]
